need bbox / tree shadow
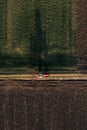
[30,8,48,72]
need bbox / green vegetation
[0,0,76,71]
[0,0,7,45]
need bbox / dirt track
[0,80,87,130]
[0,73,87,80]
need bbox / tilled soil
[77,0,87,67]
[0,80,87,130]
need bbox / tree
[30,8,48,71]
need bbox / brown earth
[0,80,87,130]
[77,0,87,68]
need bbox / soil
[0,80,87,130]
[77,0,87,68]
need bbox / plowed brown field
[0,80,87,130]
[77,0,87,67]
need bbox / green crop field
[0,0,77,71]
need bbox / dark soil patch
[77,0,87,68]
[0,80,87,130]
